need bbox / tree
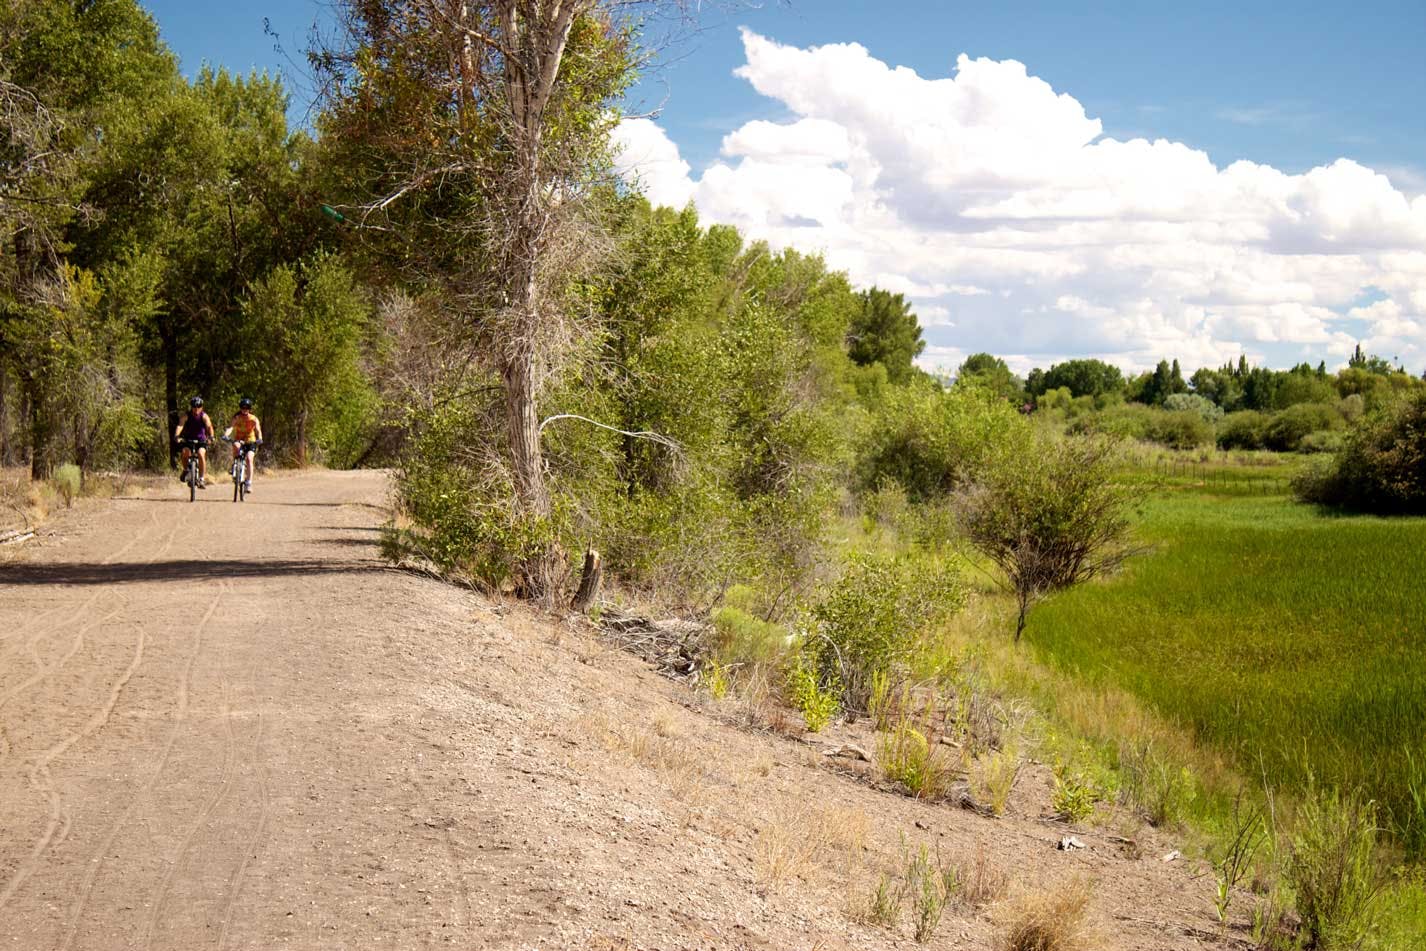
[957,434,1145,641]
[1034,358,1124,399]
[847,287,924,384]
[957,352,1025,404]
[317,0,641,600]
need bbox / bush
[1217,410,1270,450]
[1164,392,1224,422]
[1288,787,1386,949]
[52,464,82,508]
[877,721,952,800]
[1146,410,1213,449]
[787,654,839,731]
[1293,390,1426,515]
[856,384,1027,502]
[799,552,964,713]
[1297,430,1345,454]
[1263,402,1340,452]
[1067,403,1153,441]
[996,877,1098,951]
[957,434,1145,641]
[708,605,789,670]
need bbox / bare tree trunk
[0,365,10,466]
[570,549,602,613]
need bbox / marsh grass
[1026,490,1426,848]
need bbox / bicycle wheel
[189,462,196,503]
[233,469,241,502]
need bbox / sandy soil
[0,469,1247,950]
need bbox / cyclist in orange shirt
[228,397,264,493]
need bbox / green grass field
[1025,485,1426,853]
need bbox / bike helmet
[189,396,204,408]
[239,397,253,409]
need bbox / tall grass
[1026,489,1426,852]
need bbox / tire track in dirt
[138,582,242,951]
[0,509,185,920]
[0,608,148,909]
[57,578,224,951]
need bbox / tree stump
[570,549,602,614]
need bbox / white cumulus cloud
[615,31,1426,374]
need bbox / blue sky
[140,1,1426,374]
[141,0,1426,192]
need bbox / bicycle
[176,438,206,502]
[226,438,259,502]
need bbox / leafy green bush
[1217,410,1270,450]
[856,384,1026,502]
[1263,402,1340,452]
[708,605,789,670]
[1164,392,1224,422]
[1288,787,1385,950]
[1293,390,1426,515]
[799,552,964,712]
[1297,430,1345,454]
[52,464,81,507]
[1067,403,1154,440]
[787,654,839,731]
[1146,409,1213,449]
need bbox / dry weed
[961,841,1008,907]
[995,876,1099,951]
[754,803,870,892]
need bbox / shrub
[52,464,81,508]
[1051,767,1100,824]
[957,434,1145,641]
[787,654,839,732]
[800,552,964,712]
[996,877,1098,951]
[1117,743,1196,827]
[1146,409,1213,449]
[1293,390,1426,515]
[1217,410,1270,450]
[1164,392,1224,422]
[878,721,952,799]
[856,383,1027,502]
[1297,430,1345,454]
[1263,402,1340,452]
[1067,403,1154,440]
[708,605,789,670]
[1288,787,1386,949]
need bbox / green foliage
[391,404,566,590]
[1294,390,1426,515]
[1117,743,1196,828]
[856,383,1028,502]
[847,287,925,384]
[958,433,1144,641]
[239,252,375,464]
[1217,409,1270,450]
[1145,409,1213,449]
[1289,787,1386,950]
[1051,764,1101,824]
[1029,358,1125,398]
[787,654,839,732]
[52,464,81,507]
[957,353,1025,404]
[1264,402,1340,452]
[1163,392,1224,422]
[1028,489,1426,851]
[800,552,964,712]
[708,606,789,670]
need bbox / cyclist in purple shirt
[174,396,215,488]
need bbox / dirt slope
[0,469,1240,950]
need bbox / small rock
[1161,849,1181,862]
[1058,836,1086,851]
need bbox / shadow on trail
[0,558,385,587]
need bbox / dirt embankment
[1,469,1239,950]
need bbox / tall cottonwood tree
[316,1,654,599]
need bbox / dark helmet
[189,396,204,408]
[239,397,253,409]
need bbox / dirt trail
[1,469,1237,950]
